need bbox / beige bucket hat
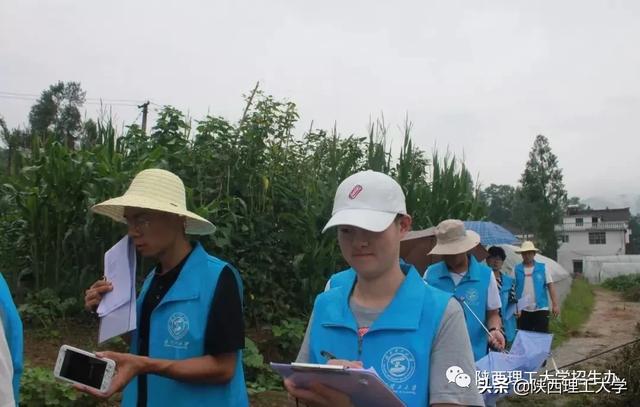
[515,241,540,253]
[91,168,215,235]
[429,219,481,255]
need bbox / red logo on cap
[349,185,363,199]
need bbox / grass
[601,274,640,302]
[550,277,595,348]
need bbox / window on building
[575,218,584,226]
[573,260,583,274]
[592,216,599,224]
[558,235,569,243]
[589,231,606,245]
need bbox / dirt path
[551,287,640,369]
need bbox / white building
[556,206,631,274]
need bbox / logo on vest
[381,347,416,384]
[464,288,480,306]
[168,312,190,340]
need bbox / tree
[519,135,568,258]
[80,118,99,149]
[28,81,86,149]
[511,187,538,238]
[567,196,587,210]
[628,214,640,254]
[0,116,29,176]
[482,184,516,226]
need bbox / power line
[0,91,149,105]
[0,94,140,107]
[0,94,36,101]
[555,337,640,370]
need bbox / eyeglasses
[125,216,152,233]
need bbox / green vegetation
[20,366,97,407]
[550,277,595,348]
[1,82,487,400]
[602,274,640,302]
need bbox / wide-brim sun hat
[91,168,215,235]
[515,241,540,253]
[429,219,481,255]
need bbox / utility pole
[138,101,150,135]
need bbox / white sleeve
[545,267,554,284]
[487,272,502,310]
[0,321,15,407]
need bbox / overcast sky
[1,0,639,198]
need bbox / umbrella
[463,221,520,246]
[475,330,553,405]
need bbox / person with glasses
[80,169,248,406]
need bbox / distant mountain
[582,194,640,215]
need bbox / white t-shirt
[522,265,553,311]
[0,320,15,407]
[449,271,502,310]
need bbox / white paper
[97,236,135,316]
[99,300,136,343]
[98,236,137,343]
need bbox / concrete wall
[557,230,627,273]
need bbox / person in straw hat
[287,170,483,407]
[80,169,248,407]
[513,241,560,333]
[424,219,505,361]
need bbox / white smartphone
[53,345,116,392]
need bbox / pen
[320,350,337,361]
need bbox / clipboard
[270,362,406,407]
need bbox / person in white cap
[287,170,483,407]
[80,169,248,407]
[424,220,505,361]
[513,241,560,333]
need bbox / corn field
[0,89,485,326]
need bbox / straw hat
[91,169,215,235]
[515,241,540,253]
[429,219,481,255]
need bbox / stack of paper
[97,235,137,344]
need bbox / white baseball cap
[322,170,407,233]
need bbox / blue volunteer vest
[498,273,517,344]
[122,243,248,407]
[514,261,549,310]
[0,272,23,405]
[327,259,411,290]
[311,264,451,407]
[424,256,491,361]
